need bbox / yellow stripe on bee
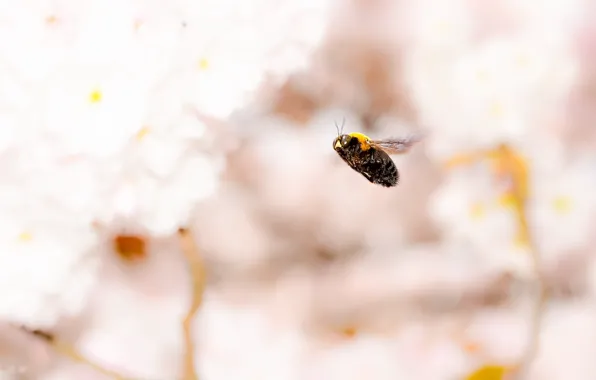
[348,132,372,151]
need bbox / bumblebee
[332,121,421,187]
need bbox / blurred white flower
[0,136,108,328]
[0,0,244,329]
[428,131,596,275]
[75,275,186,378]
[108,152,221,236]
[194,189,275,271]
[196,292,307,380]
[0,181,100,328]
[408,33,578,160]
[0,1,76,82]
[252,126,332,220]
[526,302,596,380]
[395,325,471,380]
[504,0,585,39]
[430,167,513,246]
[429,167,533,276]
[404,0,473,54]
[172,0,333,119]
[40,66,150,158]
[462,306,530,364]
[528,153,596,258]
[302,335,410,380]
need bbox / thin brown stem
[26,329,128,380]
[446,144,548,380]
[507,152,547,380]
[177,227,206,380]
[513,221,548,380]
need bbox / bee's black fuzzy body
[333,133,399,187]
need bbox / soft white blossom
[408,32,578,160]
[429,167,534,276]
[302,336,410,380]
[196,292,307,380]
[528,152,596,258]
[0,181,100,327]
[170,0,333,119]
[0,0,331,327]
[526,302,596,380]
[404,0,473,53]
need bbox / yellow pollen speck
[89,89,102,103]
[134,19,144,31]
[498,193,516,209]
[18,232,33,242]
[45,15,58,24]
[553,196,572,214]
[489,101,504,117]
[514,233,529,248]
[515,53,529,68]
[198,58,209,70]
[470,202,485,219]
[476,69,490,83]
[136,126,150,140]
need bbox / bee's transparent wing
[369,134,424,155]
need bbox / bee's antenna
[335,117,347,136]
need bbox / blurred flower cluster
[1,0,596,379]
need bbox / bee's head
[333,117,348,151]
[333,134,352,151]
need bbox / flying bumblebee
[332,120,422,187]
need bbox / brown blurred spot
[113,234,147,262]
[21,328,55,342]
[271,81,319,124]
[340,326,358,338]
[317,41,417,130]
[543,252,589,299]
[313,244,338,263]
[133,19,144,31]
[31,330,54,342]
[223,141,261,185]
[358,50,402,118]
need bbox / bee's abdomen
[376,158,399,187]
[363,149,399,187]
